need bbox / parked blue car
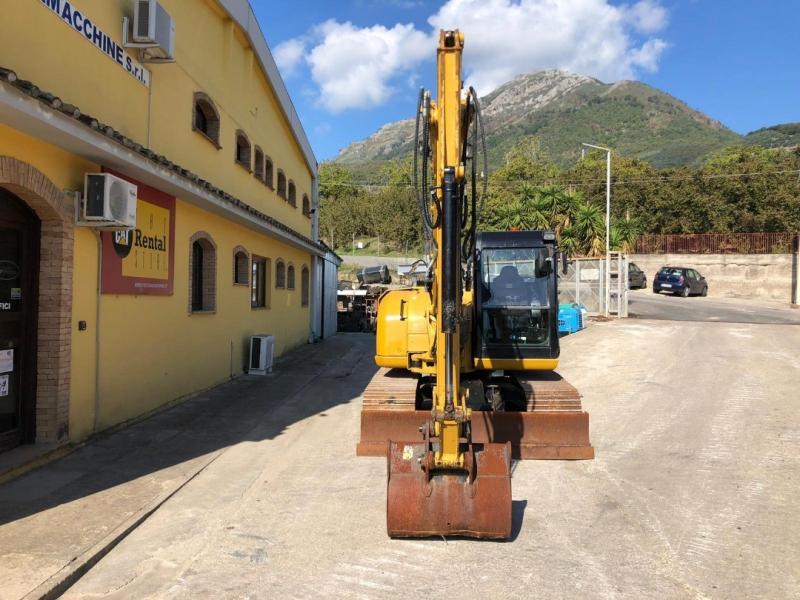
[653,266,709,297]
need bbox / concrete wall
[632,254,796,303]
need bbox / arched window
[233,246,249,285]
[276,260,286,289]
[189,232,217,313]
[254,146,264,181]
[287,265,296,289]
[288,181,297,207]
[193,92,221,146]
[235,130,251,170]
[302,194,311,217]
[301,266,310,307]
[277,170,287,199]
[264,157,274,189]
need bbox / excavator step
[357,370,594,460]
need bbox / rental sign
[39,0,151,87]
[101,172,175,296]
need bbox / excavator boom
[385,30,513,539]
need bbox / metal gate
[558,254,628,317]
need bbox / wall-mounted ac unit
[132,0,175,59]
[80,173,137,229]
[249,335,275,376]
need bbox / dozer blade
[386,441,512,539]
[361,410,594,460]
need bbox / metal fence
[636,233,798,255]
[558,255,629,317]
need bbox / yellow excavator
[357,30,594,539]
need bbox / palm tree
[615,218,640,254]
[573,203,605,256]
[554,189,584,234]
[496,198,528,231]
[559,225,580,257]
[528,194,553,230]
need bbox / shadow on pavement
[0,334,378,527]
[510,499,527,541]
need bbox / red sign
[101,172,176,296]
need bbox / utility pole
[581,143,612,317]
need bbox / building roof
[318,240,343,264]
[0,66,323,254]
[218,0,317,177]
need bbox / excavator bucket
[386,441,512,539]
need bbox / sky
[250,0,800,162]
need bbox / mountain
[744,123,800,149]
[334,70,745,169]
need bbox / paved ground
[5,311,792,599]
[0,339,371,600]
[629,289,800,324]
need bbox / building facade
[0,0,324,454]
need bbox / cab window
[480,247,551,348]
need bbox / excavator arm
[385,30,513,539]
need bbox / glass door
[0,191,39,452]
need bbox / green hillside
[744,123,800,148]
[334,70,744,170]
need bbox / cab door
[0,191,39,452]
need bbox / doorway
[0,189,39,452]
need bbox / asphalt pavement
[25,319,798,600]
[628,289,800,324]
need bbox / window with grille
[234,249,249,285]
[254,147,264,180]
[193,92,220,146]
[235,131,251,170]
[265,158,274,189]
[276,260,286,289]
[190,234,217,312]
[277,171,287,199]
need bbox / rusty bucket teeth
[386,441,512,540]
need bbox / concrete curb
[22,450,225,600]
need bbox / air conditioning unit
[81,173,137,229]
[249,335,275,376]
[133,0,175,59]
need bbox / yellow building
[0,0,333,456]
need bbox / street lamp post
[581,143,612,317]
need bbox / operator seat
[492,265,528,305]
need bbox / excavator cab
[475,231,561,366]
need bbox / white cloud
[629,38,669,72]
[428,0,669,92]
[278,0,670,112]
[273,38,306,77]
[305,20,433,112]
[626,0,669,34]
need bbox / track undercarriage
[357,368,594,461]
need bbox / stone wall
[631,254,797,303]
